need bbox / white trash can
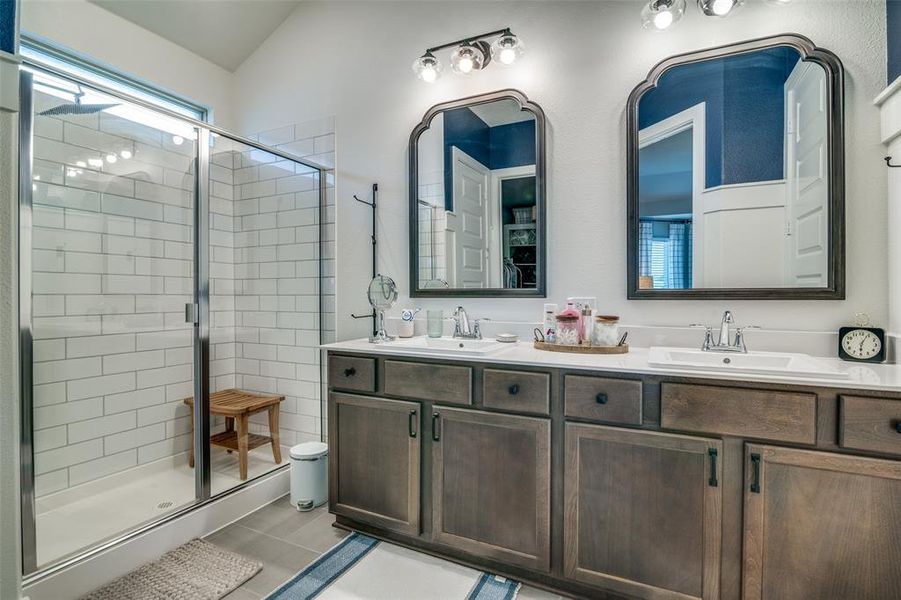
[289,441,328,511]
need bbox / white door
[449,148,490,288]
[784,61,829,286]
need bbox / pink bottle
[559,301,583,343]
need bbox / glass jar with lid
[555,314,581,346]
[592,315,620,347]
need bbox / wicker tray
[533,341,629,354]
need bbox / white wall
[231,0,888,343]
[20,0,235,128]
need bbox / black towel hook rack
[350,183,379,335]
[886,156,900,168]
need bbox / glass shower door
[21,67,204,570]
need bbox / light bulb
[697,0,740,17]
[88,157,103,168]
[412,52,442,83]
[120,149,133,159]
[491,31,524,66]
[172,135,184,146]
[712,0,732,14]
[106,154,118,164]
[641,0,685,31]
[654,10,674,29]
[451,43,487,75]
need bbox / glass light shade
[451,43,486,75]
[698,0,742,17]
[490,32,524,66]
[412,52,442,83]
[641,0,686,30]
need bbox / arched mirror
[409,89,547,297]
[627,34,845,299]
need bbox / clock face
[841,329,882,360]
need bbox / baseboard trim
[23,468,288,600]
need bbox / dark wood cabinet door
[431,406,551,571]
[743,444,901,600]
[564,423,722,600]
[328,393,421,536]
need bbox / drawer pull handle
[596,393,608,405]
[343,367,356,377]
[708,448,718,487]
[508,384,520,395]
[894,420,901,434]
[432,412,441,442]
[750,453,761,493]
[408,410,417,438]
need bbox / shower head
[39,103,118,116]
[38,84,119,117]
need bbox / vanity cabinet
[742,444,901,599]
[327,350,901,600]
[328,393,421,536]
[431,406,551,571]
[564,423,722,600]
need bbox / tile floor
[36,445,287,567]
[209,496,565,599]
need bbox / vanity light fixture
[697,0,742,17]
[413,28,523,83]
[641,0,686,31]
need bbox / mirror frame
[409,89,547,297]
[626,34,845,300]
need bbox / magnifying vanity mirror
[409,89,546,297]
[627,34,845,299]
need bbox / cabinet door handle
[708,448,718,487]
[343,367,356,377]
[432,412,441,442]
[596,393,608,404]
[894,420,901,434]
[750,453,761,493]
[408,410,417,438]
[508,384,520,395]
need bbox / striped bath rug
[266,532,520,599]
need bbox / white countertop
[322,338,901,394]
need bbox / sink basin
[376,336,514,356]
[648,347,850,380]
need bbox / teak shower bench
[183,389,285,480]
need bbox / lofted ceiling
[89,0,301,72]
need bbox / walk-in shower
[18,62,327,577]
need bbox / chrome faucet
[452,306,489,340]
[692,311,759,353]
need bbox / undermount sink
[378,336,514,356]
[648,346,850,380]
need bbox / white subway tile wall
[30,85,335,497]
[30,89,199,497]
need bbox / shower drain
[157,501,174,510]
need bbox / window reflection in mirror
[636,45,830,291]
[416,98,539,291]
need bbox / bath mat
[80,538,262,600]
[266,532,520,599]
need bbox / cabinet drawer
[483,369,549,415]
[384,360,472,405]
[840,396,901,456]
[328,355,375,393]
[661,383,816,444]
[564,375,642,425]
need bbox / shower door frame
[18,63,329,581]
